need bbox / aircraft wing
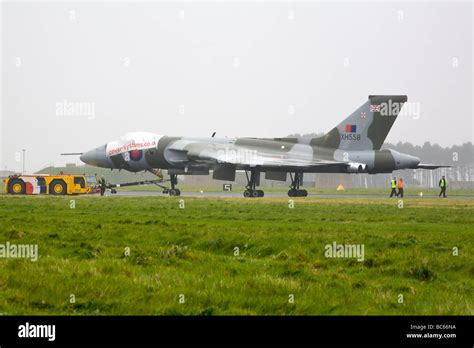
[168,141,347,170]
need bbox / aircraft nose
[80,145,110,167]
[79,151,92,164]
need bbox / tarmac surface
[108,191,473,199]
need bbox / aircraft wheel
[288,189,296,197]
[243,190,251,198]
[257,190,264,197]
[8,179,26,194]
[301,190,308,197]
[251,190,260,198]
[175,189,181,196]
[169,189,178,196]
[50,180,67,195]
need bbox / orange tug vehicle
[3,174,93,195]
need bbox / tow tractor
[3,174,92,195]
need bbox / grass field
[0,195,472,315]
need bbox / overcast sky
[1,1,472,172]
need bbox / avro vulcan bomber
[78,96,447,197]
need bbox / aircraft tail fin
[311,95,407,151]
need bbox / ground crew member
[390,177,397,197]
[99,176,107,196]
[397,178,404,198]
[439,175,447,198]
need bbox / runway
[109,191,473,199]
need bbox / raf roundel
[129,150,143,161]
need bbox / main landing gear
[242,170,308,198]
[288,172,308,197]
[243,169,264,198]
[163,173,181,196]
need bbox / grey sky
[1,1,472,173]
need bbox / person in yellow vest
[397,178,404,198]
[439,175,447,198]
[390,177,397,197]
[99,176,107,196]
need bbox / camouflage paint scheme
[80,96,444,193]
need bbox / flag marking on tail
[345,124,357,133]
[370,104,381,112]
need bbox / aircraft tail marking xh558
[79,95,449,197]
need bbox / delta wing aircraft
[77,95,447,197]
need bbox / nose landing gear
[167,174,181,196]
